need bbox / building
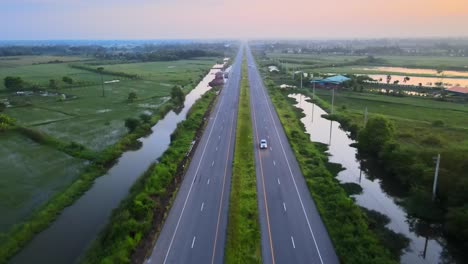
[310,75,350,88]
[446,86,468,96]
[268,66,280,73]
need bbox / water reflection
[289,93,448,264]
[355,67,468,78]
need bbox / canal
[10,67,220,264]
[288,93,449,264]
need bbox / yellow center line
[211,112,235,264]
[251,85,276,264]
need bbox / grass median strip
[225,57,261,263]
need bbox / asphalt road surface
[147,48,243,264]
[246,46,340,264]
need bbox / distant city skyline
[1,0,468,40]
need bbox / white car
[259,139,268,149]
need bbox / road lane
[147,48,243,264]
[246,46,339,264]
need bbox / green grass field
[0,55,90,68]
[310,89,468,147]
[2,57,216,150]
[0,132,87,235]
[0,63,102,90]
[0,55,217,243]
[265,52,468,76]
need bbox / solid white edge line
[191,236,196,248]
[251,53,325,264]
[207,178,210,185]
[162,61,228,264]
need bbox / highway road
[246,46,340,264]
[147,48,243,264]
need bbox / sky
[1,0,468,40]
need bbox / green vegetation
[0,54,218,263]
[81,89,218,264]
[225,58,261,263]
[170,85,185,105]
[261,76,396,263]
[0,132,87,235]
[298,82,468,260]
[260,46,468,260]
[266,52,468,72]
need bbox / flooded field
[355,66,468,78]
[367,74,468,88]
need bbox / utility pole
[331,87,335,114]
[432,154,441,201]
[300,71,303,89]
[311,73,315,122]
[97,67,105,97]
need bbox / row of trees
[4,76,74,91]
[357,116,468,254]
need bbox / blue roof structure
[311,75,350,85]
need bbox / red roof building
[446,86,468,95]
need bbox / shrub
[432,120,445,127]
[357,116,395,155]
[124,118,140,132]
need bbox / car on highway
[259,139,268,149]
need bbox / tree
[4,76,24,90]
[0,102,6,112]
[128,92,137,102]
[171,86,185,105]
[124,118,140,132]
[403,76,410,83]
[139,113,151,123]
[49,79,58,90]
[62,76,73,85]
[386,75,392,84]
[358,115,395,155]
[393,80,399,85]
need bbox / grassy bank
[310,88,468,260]
[225,58,261,263]
[259,74,395,262]
[0,101,174,263]
[81,89,218,263]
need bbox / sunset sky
[1,0,468,40]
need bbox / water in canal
[288,93,449,264]
[10,67,220,264]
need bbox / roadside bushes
[0,114,16,131]
[357,116,395,156]
[264,79,396,263]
